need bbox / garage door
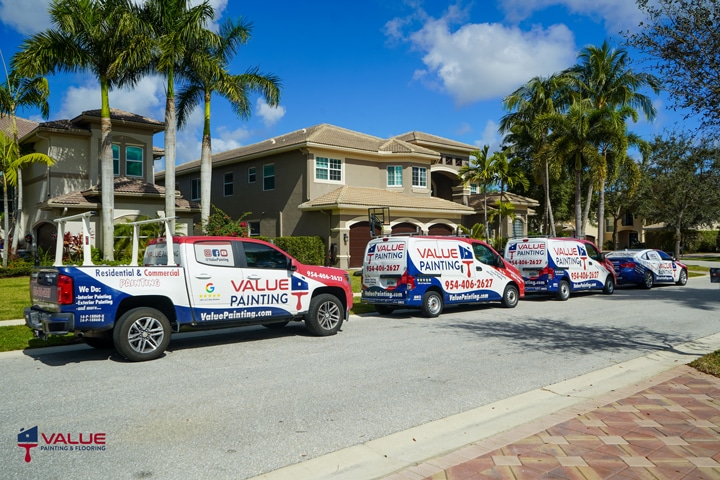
[428,224,454,236]
[348,222,381,269]
[391,222,418,235]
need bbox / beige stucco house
[2,109,197,256]
[166,124,539,269]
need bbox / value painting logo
[16,426,107,462]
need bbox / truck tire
[642,271,654,289]
[421,290,443,317]
[501,284,519,308]
[556,280,570,301]
[305,294,343,336]
[113,307,171,362]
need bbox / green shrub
[273,236,326,265]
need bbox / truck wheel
[501,284,519,308]
[676,269,688,286]
[375,304,394,315]
[113,307,171,362]
[642,271,654,289]
[556,280,570,301]
[603,277,615,294]
[421,290,443,317]
[305,294,343,336]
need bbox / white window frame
[112,144,120,176]
[315,157,343,183]
[412,166,427,188]
[387,165,402,187]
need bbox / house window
[126,146,143,177]
[263,164,275,191]
[191,178,200,201]
[412,167,427,187]
[623,212,634,226]
[316,157,342,181]
[248,166,256,183]
[387,166,402,186]
[223,172,233,196]
[247,221,260,237]
[469,183,479,194]
[605,217,613,232]
[112,144,120,176]
[512,218,523,238]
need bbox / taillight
[399,272,416,290]
[57,274,74,305]
[540,267,554,279]
[620,261,635,269]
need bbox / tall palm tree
[458,145,496,241]
[0,131,55,267]
[568,41,660,246]
[141,0,215,233]
[0,66,50,261]
[500,74,573,236]
[491,151,529,239]
[13,0,154,261]
[177,18,281,227]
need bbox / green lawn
[0,276,30,321]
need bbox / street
[1,276,719,480]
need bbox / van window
[585,243,601,261]
[243,242,289,269]
[473,243,496,265]
[194,241,235,267]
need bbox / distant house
[1,109,197,256]
[165,124,538,269]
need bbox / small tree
[200,205,249,237]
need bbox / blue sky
[0,0,690,168]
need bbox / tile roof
[394,131,476,151]
[0,115,39,138]
[73,109,164,127]
[299,186,475,214]
[43,177,198,211]
[173,124,442,175]
[468,192,540,208]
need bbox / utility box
[710,268,720,283]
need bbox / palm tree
[177,18,281,228]
[0,131,55,267]
[13,0,154,261]
[500,74,573,236]
[491,151,529,239]
[0,65,50,260]
[568,41,660,246]
[141,0,215,233]
[458,145,496,241]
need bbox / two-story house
[167,124,538,269]
[2,109,197,256]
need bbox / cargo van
[361,236,524,317]
[504,237,615,300]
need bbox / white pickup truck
[24,213,353,361]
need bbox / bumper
[24,307,75,335]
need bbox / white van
[503,237,616,300]
[361,236,525,317]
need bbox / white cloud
[256,98,286,126]
[0,0,51,34]
[474,120,502,153]
[499,0,646,33]
[402,11,576,106]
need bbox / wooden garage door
[392,222,418,235]
[428,224,453,236]
[349,222,381,269]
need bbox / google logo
[205,283,215,293]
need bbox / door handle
[247,274,262,280]
[195,274,211,279]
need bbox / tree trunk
[100,80,114,262]
[675,225,682,258]
[2,176,9,268]
[11,168,22,255]
[574,162,582,238]
[200,90,212,229]
[164,73,177,233]
[582,183,593,238]
[596,179,605,249]
[545,157,556,237]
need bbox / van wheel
[501,285,519,308]
[305,294,343,336]
[676,269,688,286]
[421,291,443,317]
[603,277,615,294]
[375,305,394,315]
[113,307,171,362]
[556,280,570,301]
[642,271,654,289]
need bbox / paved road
[1,276,719,480]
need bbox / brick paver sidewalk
[386,365,720,479]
